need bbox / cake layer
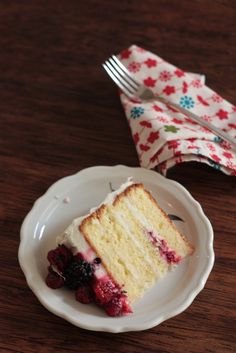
[80,183,193,303]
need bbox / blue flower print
[179,96,195,109]
[208,158,221,170]
[213,136,223,144]
[130,106,144,119]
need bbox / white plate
[19,165,214,333]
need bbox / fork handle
[156,95,236,149]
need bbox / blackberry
[93,257,101,265]
[64,258,94,290]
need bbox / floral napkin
[118,45,236,176]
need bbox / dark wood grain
[0,0,236,352]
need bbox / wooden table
[1,1,235,352]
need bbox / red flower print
[159,116,169,123]
[221,140,231,150]
[206,143,216,152]
[211,93,223,103]
[172,118,183,124]
[159,70,172,81]
[210,154,221,163]
[174,150,182,156]
[199,126,210,133]
[175,156,183,164]
[143,76,157,87]
[228,123,236,129]
[147,131,160,143]
[135,47,146,53]
[168,140,180,149]
[182,81,188,94]
[216,109,228,120]
[133,132,139,144]
[188,138,197,142]
[223,151,233,159]
[191,79,202,88]
[233,106,236,112]
[150,147,164,163]
[128,61,141,73]
[197,95,210,106]
[227,161,236,170]
[139,144,150,151]
[144,58,157,68]
[174,69,185,77]
[149,155,157,163]
[152,104,163,112]
[140,120,152,128]
[187,145,199,150]
[202,115,212,122]
[120,49,131,59]
[159,160,167,172]
[163,85,175,95]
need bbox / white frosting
[124,197,153,230]
[57,217,90,254]
[90,177,134,211]
[56,178,134,278]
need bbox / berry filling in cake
[145,230,181,264]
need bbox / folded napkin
[118,45,236,176]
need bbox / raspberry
[75,285,94,304]
[74,252,84,261]
[64,258,94,289]
[105,295,123,316]
[45,270,65,289]
[47,245,73,273]
[105,294,132,317]
[93,279,118,305]
[121,297,133,315]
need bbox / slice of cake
[45,179,193,316]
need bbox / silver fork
[103,55,236,148]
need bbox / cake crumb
[63,196,70,204]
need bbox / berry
[75,285,94,304]
[105,295,123,316]
[93,257,101,265]
[121,298,133,315]
[45,270,65,289]
[105,295,132,317]
[74,252,84,260]
[64,258,94,289]
[47,245,73,273]
[93,279,118,305]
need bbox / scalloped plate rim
[19,165,214,333]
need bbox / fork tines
[103,55,139,97]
